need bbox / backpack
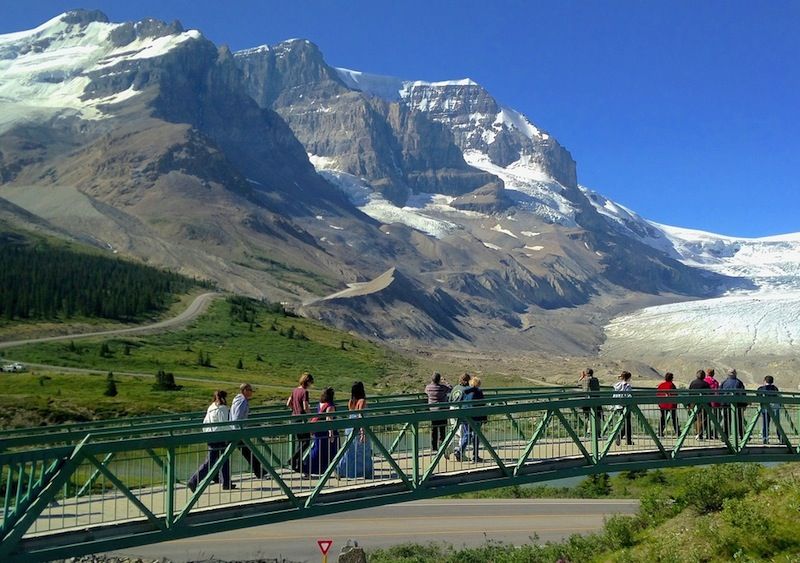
[449,386,465,403]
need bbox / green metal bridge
[2,386,799,561]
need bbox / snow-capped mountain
[1,11,761,353]
[582,186,800,291]
[0,10,197,133]
[581,186,800,375]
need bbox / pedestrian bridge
[1,387,799,562]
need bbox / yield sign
[317,539,333,555]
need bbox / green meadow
[0,296,419,426]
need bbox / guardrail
[2,387,799,561]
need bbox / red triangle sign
[317,539,333,555]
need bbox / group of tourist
[579,367,784,445]
[187,371,491,492]
[187,366,786,493]
[286,372,374,479]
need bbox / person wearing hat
[720,368,746,439]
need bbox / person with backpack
[459,376,487,462]
[425,372,452,454]
[657,373,678,437]
[720,368,746,439]
[757,375,780,444]
[579,368,602,435]
[449,373,471,460]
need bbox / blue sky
[3,1,798,237]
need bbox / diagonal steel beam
[363,427,412,490]
[464,418,507,476]
[630,405,667,459]
[420,421,461,486]
[553,410,592,464]
[514,411,553,475]
[672,406,698,458]
[239,437,299,507]
[85,454,164,530]
[304,426,358,509]
[173,442,237,527]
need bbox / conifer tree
[104,372,118,397]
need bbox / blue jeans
[762,407,780,441]
[458,421,481,459]
[189,442,231,489]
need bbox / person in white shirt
[188,390,236,492]
[612,371,634,446]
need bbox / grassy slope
[0,298,418,427]
[371,464,800,562]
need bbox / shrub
[603,514,640,550]
[575,473,611,497]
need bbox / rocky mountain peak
[61,9,110,26]
[110,17,186,47]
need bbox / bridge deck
[2,388,799,562]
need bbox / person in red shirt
[657,372,678,437]
[704,368,721,439]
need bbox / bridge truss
[1,387,799,561]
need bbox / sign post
[317,538,333,563]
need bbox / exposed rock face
[401,80,578,189]
[235,41,497,205]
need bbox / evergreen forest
[0,238,200,321]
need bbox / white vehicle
[1,362,25,373]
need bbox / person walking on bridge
[188,390,235,492]
[287,372,314,473]
[425,372,452,455]
[689,370,711,440]
[231,383,266,479]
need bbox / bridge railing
[2,388,799,562]
[0,386,571,451]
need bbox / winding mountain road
[0,292,220,351]
[0,292,281,388]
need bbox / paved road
[0,292,220,351]
[0,292,294,389]
[110,498,638,562]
